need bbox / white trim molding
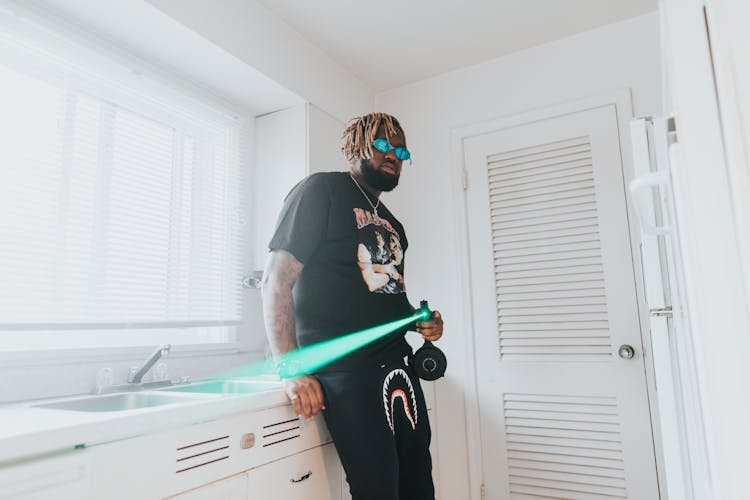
[448,89,666,500]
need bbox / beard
[360,158,400,192]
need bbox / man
[261,112,444,500]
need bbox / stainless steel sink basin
[33,392,214,412]
[161,379,282,395]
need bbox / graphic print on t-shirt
[353,207,405,294]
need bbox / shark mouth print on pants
[382,368,418,433]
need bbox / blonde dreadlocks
[342,113,408,164]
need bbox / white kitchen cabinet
[246,444,342,500]
[0,450,89,499]
[252,103,345,270]
[253,104,307,271]
[307,103,346,175]
[171,473,247,500]
[87,403,332,499]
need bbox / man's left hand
[416,310,443,342]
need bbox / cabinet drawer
[247,444,341,500]
[170,473,247,500]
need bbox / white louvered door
[464,105,659,499]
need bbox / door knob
[618,344,635,359]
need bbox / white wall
[34,0,304,117]
[707,0,750,308]
[146,0,373,124]
[375,12,662,499]
[308,104,346,175]
[660,1,750,497]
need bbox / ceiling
[32,0,305,115]
[256,0,658,91]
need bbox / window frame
[0,3,258,357]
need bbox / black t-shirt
[268,172,414,371]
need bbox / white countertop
[0,385,290,465]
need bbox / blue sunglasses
[373,138,411,161]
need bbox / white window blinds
[0,9,244,340]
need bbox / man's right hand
[263,250,323,419]
[284,375,326,419]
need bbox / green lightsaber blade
[221,308,430,380]
[276,312,423,378]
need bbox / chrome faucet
[128,344,171,384]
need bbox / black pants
[316,361,434,500]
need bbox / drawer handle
[290,471,312,483]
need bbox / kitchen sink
[32,391,215,412]
[160,379,282,395]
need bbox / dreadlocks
[342,112,407,164]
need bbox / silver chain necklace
[349,173,380,216]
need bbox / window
[0,7,245,350]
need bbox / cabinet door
[0,451,89,499]
[247,444,341,500]
[170,473,247,500]
[253,105,307,270]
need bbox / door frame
[448,89,665,500]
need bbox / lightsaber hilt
[417,300,432,322]
[411,299,447,380]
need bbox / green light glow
[418,307,431,321]
[276,313,421,378]
[220,311,424,380]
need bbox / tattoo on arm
[261,250,304,359]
